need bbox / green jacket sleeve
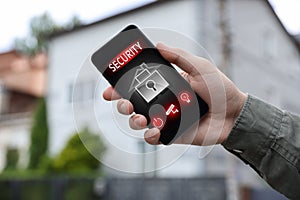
[222,95,300,199]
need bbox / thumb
[156,42,197,75]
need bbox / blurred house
[0,50,46,170]
[47,0,300,198]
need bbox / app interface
[91,26,206,144]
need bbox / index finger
[103,86,122,101]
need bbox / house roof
[49,0,300,55]
[0,50,20,70]
[0,50,47,97]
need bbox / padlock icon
[130,63,169,103]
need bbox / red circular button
[152,117,164,129]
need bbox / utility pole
[219,0,232,78]
[219,1,237,199]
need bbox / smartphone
[91,25,208,144]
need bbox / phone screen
[91,25,208,144]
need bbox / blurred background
[0,0,299,199]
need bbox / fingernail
[133,117,141,128]
[120,101,127,113]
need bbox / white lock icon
[129,63,169,103]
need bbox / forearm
[222,95,300,199]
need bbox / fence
[0,177,227,200]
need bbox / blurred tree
[16,12,82,170]
[28,98,48,169]
[15,12,81,55]
[4,148,19,171]
[50,127,105,174]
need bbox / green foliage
[3,148,19,171]
[0,169,45,180]
[49,128,105,174]
[15,12,81,55]
[28,98,49,169]
[27,98,105,175]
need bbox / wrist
[221,92,248,143]
[234,92,248,119]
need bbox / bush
[50,127,105,174]
[4,148,19,171]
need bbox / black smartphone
[91,25,208,144]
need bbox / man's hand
[103,43,247,146]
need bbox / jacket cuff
[222,95,283,169]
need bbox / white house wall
[228,0,300,111]
[200,0,300,187]
[0,122,30,170]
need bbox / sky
[0,0,154,52]
[269,0,300,34]
[0,0,299,53]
